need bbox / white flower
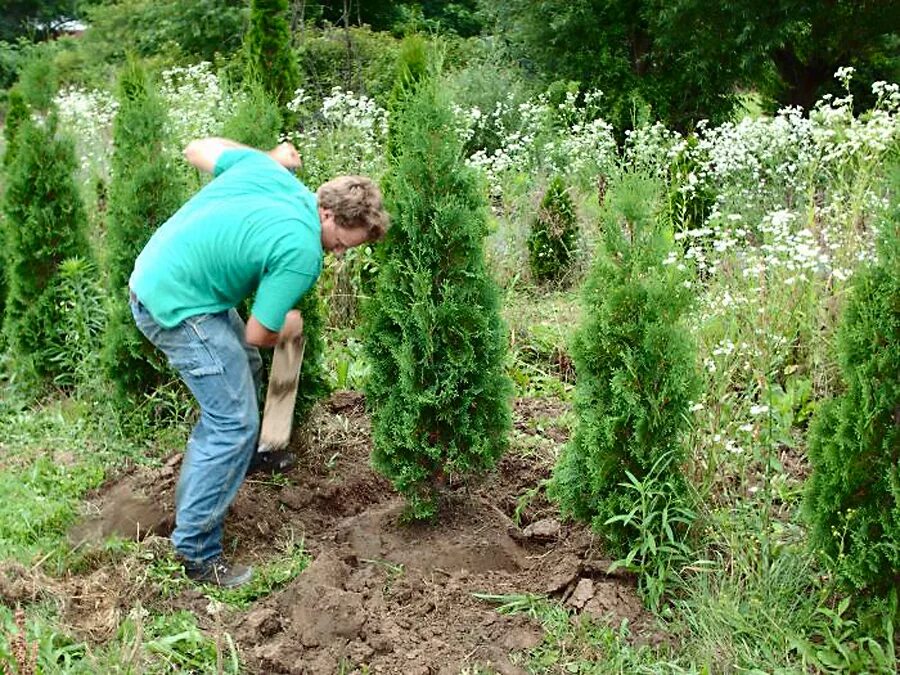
[749,404,770,416]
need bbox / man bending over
[129,138,388,587]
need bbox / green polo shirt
[130,148,322,331]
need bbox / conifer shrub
[2,114,90,379]
[221,83,328,423]
[244,0,300,112]
[2,88,28,168]
[551,174,700,555]
[365,70,512,519]
[527,175,578,283]
[102,61,188,398]
[0,88,29,325]
[803,189,900,597]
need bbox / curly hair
[316,176,390,241]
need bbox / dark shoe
[247,450,296,476]
[183,556,253,588]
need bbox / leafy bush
[102,60,188,398]
[803,186,900,596]
[552,174,699,555]
[527,176,578,283]
[365,67,512,519]
[2,114,90,380]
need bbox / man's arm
[183,138,302,174]
[246,309,303,348]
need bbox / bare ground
[3,392,660,674]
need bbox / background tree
[803,182,900,597]
[0,0,80,42]
[496,0,899,129]
[552,175,699,556]
[245,0,301,111]
[2,114,90,380]
[527,176,578,284]
[365,66,511,519]
[101,60,188,398]
[79,0,247,65]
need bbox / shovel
[257,332,306,453]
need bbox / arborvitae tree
[0,88,29,325]
[803,192,899,597]
[552,175,699,554]
[221,83,329,424]
[2,88,28,168]
[244,0,300,112]
[385,34,428,160]
[527,176,579,283]
[2,114,90,379]
[102,60,188,398]
[365,71,512,519]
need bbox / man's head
[317,176,389,255]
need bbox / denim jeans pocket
[173,315,225,378]
[136,310,224,379]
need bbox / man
[129,137,388,587]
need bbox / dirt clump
[59,391,657,673]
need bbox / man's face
[319,208,369,256]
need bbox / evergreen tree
[244,0,300,112]
[221,82,329,424]
[365,70,512,519]
[803,189,900,597]
[0,87,30,325]
[552,175,699,554]
[102,60,188,398]
[2,114,90,379]
[2,88,28,168]
[527,176,579,283]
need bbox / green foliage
[551,174,700,555]
[15,51,57,111]
[46,257,106,393]
[803,197,900,596]
[245,0,300,111]
[2,114,90,381]
[385,34,429,160]
[527,176,578,283]
[80,0,246,65]
[294,289,330,424]
[365,72,512,519]
[294,26,401,104]
[496,0,899,127]
[102,60,187,399]
[220,81,283,150]
[2,86,28,167]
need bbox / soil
[7,391,660,674]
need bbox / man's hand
[246,310,303,348]
[278,309,303,342]
[267,142,302,171]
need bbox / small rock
[523,518,561,540]
[566,578,594,609]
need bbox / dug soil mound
[54,391,656,673]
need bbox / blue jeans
[130,297,262,565]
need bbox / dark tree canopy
[498,0,900,128]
